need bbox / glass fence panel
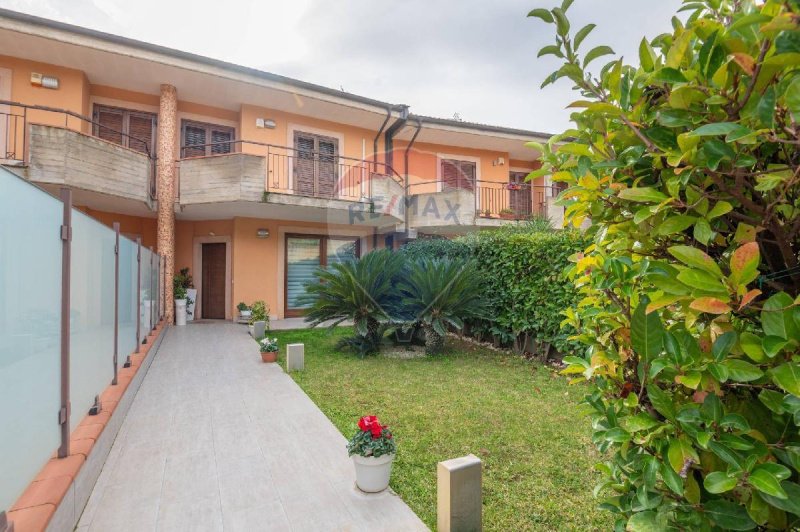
[0,168,62,511]
[69,210,116,431]
[139,247,152,341]
[117,237,137,360]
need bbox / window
[92,104,157,155]
[285,235,359,315]
[440,159,476,191]
[293,131,339,197]
[180,120,235,157]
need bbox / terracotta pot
[352,453,395,493]
[260,351,277,363]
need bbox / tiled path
[77,322,427,531]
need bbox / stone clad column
[157,84,177,323]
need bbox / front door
[201,243,226,319]
[509,171,532,217]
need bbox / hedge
[465,229,588,355]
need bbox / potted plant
[347,415,396,493]
[258,336,278,363]
[175,268,196,321]
[237,302,252,322]
[499,208,516,220]
[249,300,269,326]
[173,279,187,326]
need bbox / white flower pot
[240,309,252,320]
[175,298,187,326]
[352,453,395,493]
[186,289,197,321]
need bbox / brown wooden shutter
[94,107,124,146]
[182,124,207,158]
[294,134,316,196]
[441,159,475,191]
[317,138,338,197]
[127,113,155,154]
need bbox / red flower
[370,424,383,439]
[358,415,379,432]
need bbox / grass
[272,327,613,531]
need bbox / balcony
[407,180,553,234]
[176,141,405,226]
[0,100,156,214]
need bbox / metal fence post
[58,188,72,459]
[150,247,156,332]
[134,237,141,355]
[112,223,120,385]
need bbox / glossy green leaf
[748,468,787,499]
[704,499,756,530]
[619,187,670,203]
[631,298,664,362]
[583,45,615,68]
[704,471,738,493]
[771,362,800,397]
[668,246,723,277]
[527,8,554,23]
[573,23,596,50]
[724,359,764,382]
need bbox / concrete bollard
[286,343,304,371]
[437,454,482,532]
[252,320,266,339]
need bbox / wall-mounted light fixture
[31,72,59,90]
[256,228,270,239]
[256,118,277,129]
[492,157,505,167]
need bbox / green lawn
[273,327,613,531]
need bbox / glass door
[285,235,360,316]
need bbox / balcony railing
[0,99,157,200]
[179,139,403,202]
[407,180,554,221]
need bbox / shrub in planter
[347,415,397,493]
[249,300,269,327]
[531,1,800,529]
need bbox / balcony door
[293,131,339,197]
[509,171,531,216]
[285,235,359,316]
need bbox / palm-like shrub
[400,258,488,355]
[300,249,405,349]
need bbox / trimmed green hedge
[466,229,588,355]
[397,237,471,262]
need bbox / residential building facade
[0,9,559,322]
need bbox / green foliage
[532,0,800,529]
[300,249,405,346]
[249,300,268,326]
[466,229,589,354]
[398,237,471,262]
[173,267,192,301]
[400,258,489,354]
[237,301,249,312]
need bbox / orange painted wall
[79,208,157,249]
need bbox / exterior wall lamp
[256,228,270,239]
[256,118,277,129]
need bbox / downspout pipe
[372,105,392,172]
[384,105,409,171]
[403,117,423,239]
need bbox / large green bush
[398,237,471,261]
[468,229,588,355]
[531,0,800,529]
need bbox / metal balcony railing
[407,179,554,220]
[178,139,402,202]
[0,99,157,200]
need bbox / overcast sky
[3,0,681,134]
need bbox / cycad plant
[300,249,405,351]
[400,258,488,355]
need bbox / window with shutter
[93,105,156,154]
[441,158,476,191]
[292,131,339,197]
[180,120,235,157]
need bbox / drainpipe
[403,117,423,240]
[384,105,409,171]
[373,105,392,173]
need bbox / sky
[2,0,682,134]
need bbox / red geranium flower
[358,415,379,432]
[370,424,383,439]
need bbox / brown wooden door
[201,243,226,319]
[509,171,532,216]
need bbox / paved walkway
[77,322,427,531]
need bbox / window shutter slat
[95,109,124,145]
[127,114,154,154]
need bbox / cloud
[1,0,683,134]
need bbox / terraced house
[0,8,558,322]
